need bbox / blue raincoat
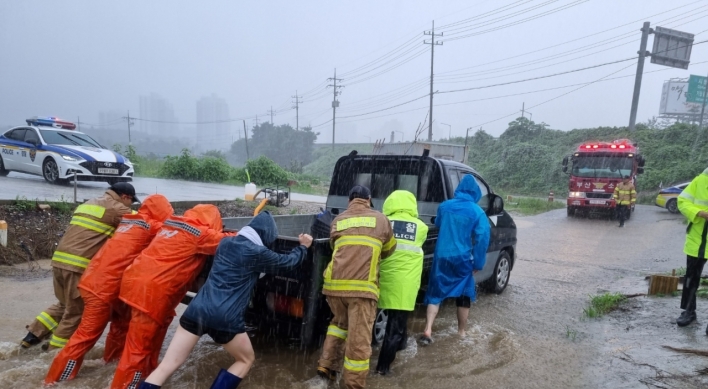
[423,175,491,305]
[182,211,308,333]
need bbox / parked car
[655,182,689,214]
[185,152,517,348]
[0,117,134,184]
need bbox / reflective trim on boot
[210,368,242,389]
[137,382,161,389]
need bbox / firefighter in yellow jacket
[317,185,396,389]
[21,183,137,350]
[676,168,708,330]
[613,175,636,227]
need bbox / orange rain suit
[44,195,173,385]
[110,204,235,389]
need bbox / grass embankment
[584,293,627,318]
[503,197,566,216]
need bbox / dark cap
[348,185,371,201]
[109,182,139,203]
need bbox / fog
[1,1,706,153]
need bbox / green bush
[245,156,289,185]
[199,157,232,182]
[159,149,232,183]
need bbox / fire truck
[561,139,645,217]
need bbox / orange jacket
[119,204,235,323]
[78,195,173,305]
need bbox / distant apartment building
[98,110,124,130]
[196,94,231,151]
[138,93,179,136]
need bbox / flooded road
[2,205,705,388]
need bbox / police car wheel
[667,199,679,214]
[484,251,511,294]
[371,309,388,346]
[0,155,8,176]
[42,158,62,184]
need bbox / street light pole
[441,123,451,140]
[395,131,404,142]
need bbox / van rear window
[329,157,445,202]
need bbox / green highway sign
[687,74,707,104]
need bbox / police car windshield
[40,129,102,148]
[572,155,633,178]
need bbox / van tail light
[266,292,304,318]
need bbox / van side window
[448,168,460,194]
[473,175,490,209]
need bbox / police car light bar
[26,116,76,130]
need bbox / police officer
[376,190,428,375]
[676,168,708,330]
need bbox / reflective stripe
[680,192,695,201]
[696,199,708,206]
[74,204,106,218]
[70,215,115,236]
[49,335,68,348]
[333,235,382,250]
[343,357,370,372]
[396,243,423,254]
[327,325,348,340]
[336,217,376,231]
[52,251,91,269]
[323,279,379,297]
[36,311,59,331]
[382,237,396,252]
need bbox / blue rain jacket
[182,211,307,333]
[424,175,491,305]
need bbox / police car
[0,117,134,184]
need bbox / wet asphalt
[1,204,706,388]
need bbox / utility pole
[292,91,303,130]
[424,21,443,141]
[267,106,276,124]
[628,22,653,131]
[123,111,133,145]
[77,116,80,131]
[521,103,525,118]
[242,120,250,160]
[253,115,259,128]
[328,68,344,150]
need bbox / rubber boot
[210,368,242,389]
[137,382,161,389]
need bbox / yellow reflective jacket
[378,190,428,311]
[52,190,132,273]
[678,169,708,259]
[613,181,636,205]
[323,198,396,300]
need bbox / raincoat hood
[455,175,482,203]
[382,190,418,218]
[137,194,173,223]
[184,204,222,230]
[247,211,278,246]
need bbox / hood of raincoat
[137,194,173,223]
[454,175,482,203]
[246,211,278,246]
[184,204,222,230]
[382,190,418,219]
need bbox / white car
[0,117,134,184]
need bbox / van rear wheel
[483,251,511,294]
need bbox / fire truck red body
[562,139,645,217]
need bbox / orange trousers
[110,309,171,389]
[44,291,131,384]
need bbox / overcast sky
[1,0,707,145]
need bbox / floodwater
[2,205,707,388]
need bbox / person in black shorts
[138,211,313,389]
